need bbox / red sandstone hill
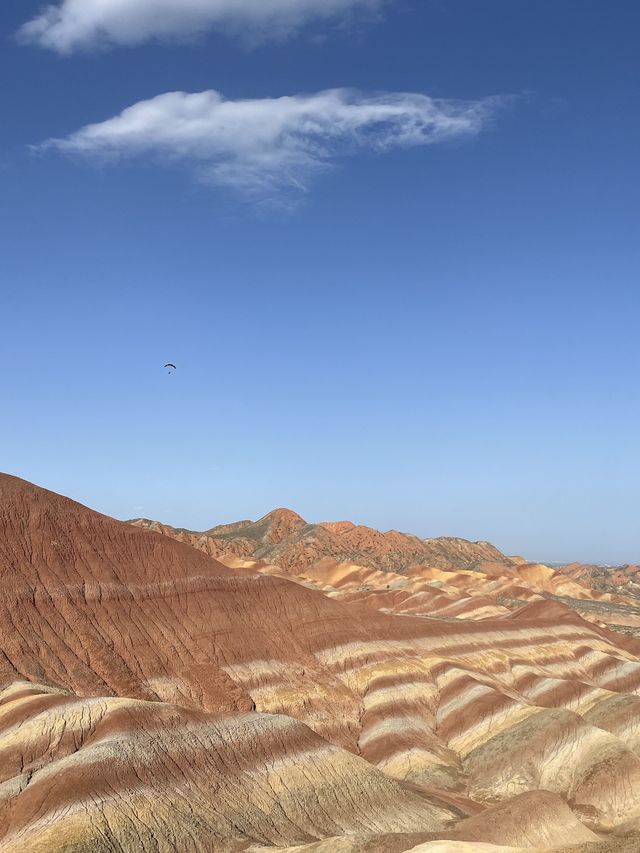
[3,473,640,851]
[131,511,639,632]
[131,507,518,574]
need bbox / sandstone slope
[3,474,640,850]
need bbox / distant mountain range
[130,507,523,574]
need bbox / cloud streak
[41,88,504,201]
[19,0,384,53]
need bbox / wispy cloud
[40,88,505,201]
[19,0,384,53]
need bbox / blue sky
[1,1,639,563]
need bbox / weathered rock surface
[131,508,517,574]
[0,683,454,852]
[2,473,640,851]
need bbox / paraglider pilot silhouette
[164,363,176,375]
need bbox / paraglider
[164,363,176,374]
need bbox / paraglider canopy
[164,363,176,373]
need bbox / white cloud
[41,88,503,201]
[19,0,384,53]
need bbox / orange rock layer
[1,473,640,851]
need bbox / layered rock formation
[2,473,640,851]
[130,508,518,574]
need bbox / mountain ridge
[130,507,518,574]
[4,473,640,851]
